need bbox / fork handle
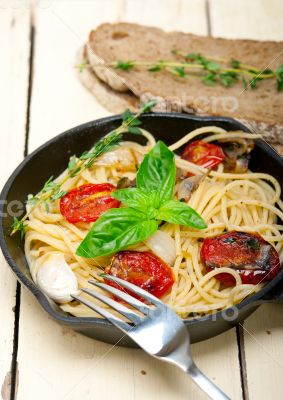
[186,362,231,400]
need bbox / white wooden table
[1,1,283,399]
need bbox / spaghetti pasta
[24,127,283,318]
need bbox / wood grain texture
[18,287,241,400]
[17,1,242,400]
[209,1,283,399]
[0,4,30,398]
[240,304,283,400]
[209,0,283,40]
[121,0,208,34]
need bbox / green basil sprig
[76,208,158,259]
[76,141,206,258]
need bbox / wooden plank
[209,0,283,40]
[209,1,283,399]
[18,1,242,399]
[0,3,30,399]
[122,0,208,34]
[18,288,242,400]
[239,304,283,400]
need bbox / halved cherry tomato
[60,183,120,223]
[105,251,175,299]
[181,140,225,169]
[200,231,280,285]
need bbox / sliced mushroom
[117,176,136,189]
[177,175,205,202]
[219,138,254,173]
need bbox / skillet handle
[260,278,283,304]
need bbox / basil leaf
[136,141,176,205]
[112,188,150,212]
[156,200,207,229]
[76,208,158,258]
[112,188,160,215]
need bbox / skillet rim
[1,111,283,328]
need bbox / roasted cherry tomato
[105,251,175,299]
[200,231,280,285]
[60,183,120,223]
[181,140,225,169]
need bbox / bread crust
[77,46,139,113]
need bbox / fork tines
[71,274,161,331]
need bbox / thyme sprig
[104,51,283,91]
[11,217,26,239]
[11,100,157,237]
[76,59,89,73]
[174,50,281,90]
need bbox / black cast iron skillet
[1,113,283,347]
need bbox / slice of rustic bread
[85,22,283,143]
[274,143,283,154]
[77,46,139,113]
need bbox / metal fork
[72,274,230,400]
